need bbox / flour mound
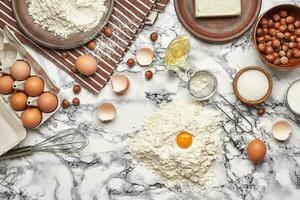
[130,101,222,187]
[27,0,107,38]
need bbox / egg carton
[0,26,61,155]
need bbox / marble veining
[1,0,300,199]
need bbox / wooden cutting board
[174,0,262,43]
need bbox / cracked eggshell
[136,48,155,66]
[98,103,116,123]
[272,120,292,141]
[111,74,130,95]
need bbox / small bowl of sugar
[233,66,273,106]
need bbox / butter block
[195,0,241,18]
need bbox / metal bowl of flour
[11,0,114,50]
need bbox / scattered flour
[130,101,222,187]
[27,0,107,38]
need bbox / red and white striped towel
[0,0,169,94]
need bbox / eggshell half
[111,75,130,95]
[272,120,292,141]
[136,48,155,66]
[98,103,116,122]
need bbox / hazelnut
[62,99,70,109]
[297,37,300,43]
[262,28,269,35]
[286,16,295,24]
[295,20,300,28]
[103,27,112,37]
[282,44,289,52]
[256,28,264,36]
[272,14,280,22]
[276,32,284,40]
[127,58,135,67]
[87,40,96,50]
[292,48,300,58]
[295,28,300,37]
[73,84,81,94]
[273,52,280,58]
[280,18,287,25]
[287,50,293,59]
[274,57,281,65]
[290,35,297,42]
[266,46,274,54]
[279,25,287,32]
[269,28,276,36]
[257,36,265,43]
[284,32,292,40]
[257,108,266,116]
[289,42,296,49]
[287,24,295,32]
[280,56,289,64]
[266,54,275,62]
[258,43,266,53]
[297,42,300,49]
[150,32,158,42]
[260,18,269,28]
[274,22,281,29]
[145,70,153,80]
[279,10,288,18]
[61,51,68,58]
[279,50,286,57]
[271,39,281,49]
[72,97,80,106]
[71,67,78,74]
[268,19,274,28]
[265,35,272,42]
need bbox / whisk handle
[0,146,32,161]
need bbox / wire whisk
[0,129,88,160]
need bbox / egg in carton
[0,26,61,155]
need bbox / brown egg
[10,61,31,81]
[0,75,14,94]
[24,76,44,97]
[37,92,58,113]
[21,107,42,128]
[75,55,97,76]
[247,139,266,164]
[10,92,28,111]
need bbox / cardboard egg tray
[0,26,61,155]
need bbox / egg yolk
[176,131,193,149]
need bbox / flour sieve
[187,70,253,133]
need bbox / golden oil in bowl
[165,35,191,69]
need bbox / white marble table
[1,0,300,199]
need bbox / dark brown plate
[11,0,114,50]
[174,0,262,43]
